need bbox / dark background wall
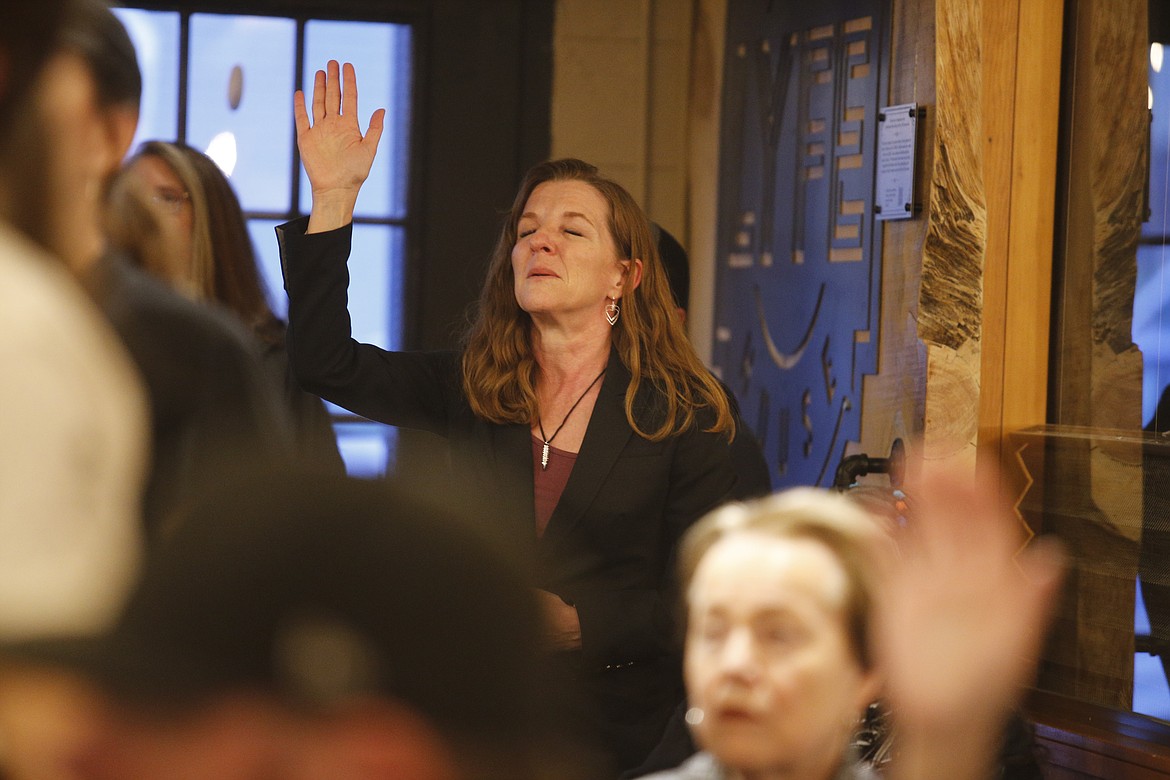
[410,0,552,349]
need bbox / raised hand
[293,60,386,233]
[877,463,1065,780]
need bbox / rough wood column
[916,0,987,470]
[858,0,1061,470]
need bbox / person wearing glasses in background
[113,140,344,476]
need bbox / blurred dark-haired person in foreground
[636,465,1064,780]
[0,0,148,641]
[0,471,594,780]
[53,0,295,540]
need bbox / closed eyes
[516,227,586,238]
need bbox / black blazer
[277,217,765,771]
[93,253,293,539]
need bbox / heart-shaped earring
[605,298,620,326]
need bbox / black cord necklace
[538,367,607,470]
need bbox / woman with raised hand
[277,60,764,775]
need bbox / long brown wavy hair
[461,158,733,442]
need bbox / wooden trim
[1028,689,1170,777]
[977,0,1018,465]
[978,0,1063,466]
[1000,0,1062,436]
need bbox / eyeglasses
[150,188,191,214]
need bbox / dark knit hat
[7,470,545,750]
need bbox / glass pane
[187,14,296,213]
[249,223,403,355]
[247,219,287,320]
[1135,244,1170,426]
[348,224,404,352]
[1011,426,1160,715]
[333,422,397,478]
[1145,42,1170,242]
[301,21,413,219]
[1140,45,1170,427]
[112,8,180,156]
[1135,582,1170,720]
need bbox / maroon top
[532,434,576,537]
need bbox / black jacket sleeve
[276,217,459,434]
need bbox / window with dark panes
[113,7,412,478]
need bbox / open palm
[878,465,1065,737]
[294,60,385,207]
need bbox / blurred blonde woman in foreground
[638,467,1064,780]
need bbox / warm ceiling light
[205,132,238,177]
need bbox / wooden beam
[978,0,1063,469]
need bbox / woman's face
[684,533,878,779]
[123,154,194,284]
[510,180,633,326]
